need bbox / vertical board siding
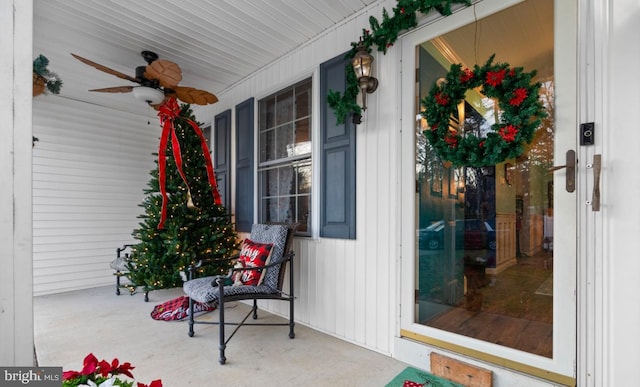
[207,0,399,356]
[33,97,158,295]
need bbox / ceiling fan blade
[145,59,183,88]
[71,53,139,83]
[89,86,134,93]
[173,86,218,105]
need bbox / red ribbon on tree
[156,97,222,229]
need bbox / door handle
[589,154,602,211]
[548,149,576,193]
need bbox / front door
[400,0,576,383]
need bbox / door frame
[397,0,577,383]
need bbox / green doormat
[385,366,465,387]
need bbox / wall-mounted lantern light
[352,40,379,115]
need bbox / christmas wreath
[421,55,547,167]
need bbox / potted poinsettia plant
[62,353,162,387]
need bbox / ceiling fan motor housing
[136,66,160,88]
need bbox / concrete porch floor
[34,286,409,386]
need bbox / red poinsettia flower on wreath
[444,133,459,147]
[509,88,528,106]
[434,91,449,106]
[499,125,519,142]
[486,68,506,87]
[460,68,474,83]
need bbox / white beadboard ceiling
[34,0,380,116]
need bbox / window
[258,78,312,234]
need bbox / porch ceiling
[34,0,379,116]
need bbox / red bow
[157,98,222,229]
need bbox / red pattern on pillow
[238,239,273,286]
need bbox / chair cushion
[183,276,278,304]
[110,257,129,272]
[237,238,273,286]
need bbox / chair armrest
[187,254,240,280]
[230,252,293,273]
[209,251,294,287]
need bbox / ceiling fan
[71,50,218,107]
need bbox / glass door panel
[402,0,576,379]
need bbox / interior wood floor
[423,252,553,358]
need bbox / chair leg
[188,297,195,337]
[252,299,258,319]
[216,276,226,365]
[289,297,295,339]
[115,273,121,296]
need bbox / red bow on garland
[156,97,222,229]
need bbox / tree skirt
[150,295,215,321]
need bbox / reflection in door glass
[414,0,555,358]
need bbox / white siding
[32,96,159,295]
[195,0,401,355]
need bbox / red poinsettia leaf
[62,370,81,381]
[137,380,163,387]
[81,353,99,375]
[97,360,112,377]
[116,362,135,378]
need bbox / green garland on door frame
[327,0,471,124]
[421,55,547,167]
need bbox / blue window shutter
[320,53,356,239]
[214,110,231,211]
[235,98,255,232]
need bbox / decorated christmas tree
[127,101,240,294]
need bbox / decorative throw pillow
[238,239,273,286]
[231,261,244,286]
